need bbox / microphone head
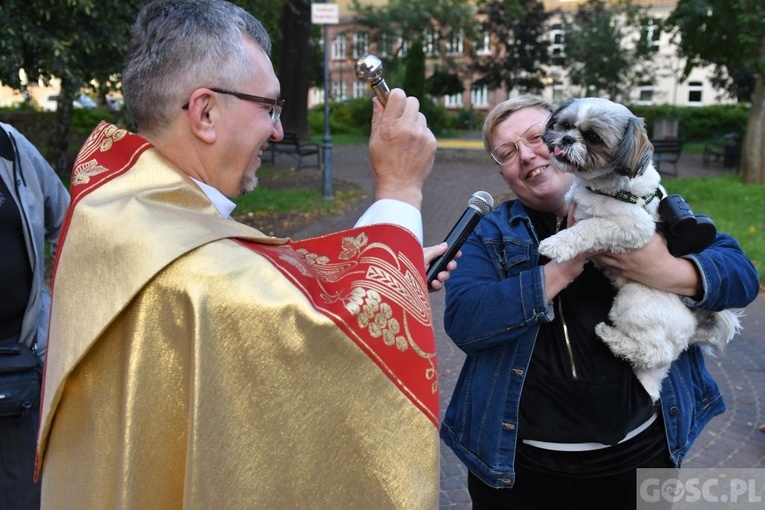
[355,54,383,84]
[468,191,494,216]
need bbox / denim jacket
[440,199,760,488]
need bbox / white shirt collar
[190,177,236,218]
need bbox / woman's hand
[424,242,460,292]
[595,233,702,298]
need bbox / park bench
[703,133,740,172]
[265,131,321,170]
[650,138,684,176]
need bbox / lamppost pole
[322,22,333,200]
[312,2,339,200]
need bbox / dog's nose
[562,135,575,146]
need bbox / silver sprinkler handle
[355,54,390,106]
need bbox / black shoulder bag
[0,344,43,417]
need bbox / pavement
[285,139,765,509]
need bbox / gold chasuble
[37,122,440,509]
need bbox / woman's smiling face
[490,106,573,216]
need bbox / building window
[423,29,438,57]
[552,84,565,104]
[688,81,703,104]
[638,84,654,105]
[642,18,661,53]
[353,81,368,99]
[378,32,392,57]
[446,30,464,56]
[476,31,491,56]
[471,85,488,108]
[332,34,347,61]
[550,24,565,61]
[398,37,409,58]
[331,80,348,101]
[309,87,324,107]
[352,32,370,59]
[444,92,463,109]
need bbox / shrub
[628,103,749,141]
[308,96,451,137]
[308,97,373,137]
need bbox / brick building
[311,0,731,111]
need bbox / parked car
[43,93,97,111]
[74,94,97,109]
[105,97,124,111]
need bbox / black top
[0,175,32,339]
[517,208,661,474]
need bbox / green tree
[351,0,477,95]
[403,40,427,102]
[563,0,651,101]
[666,0,765,185]
[472,0,550,94]
[0,0,143,173]
[0,0,285,173]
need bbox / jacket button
[502,422,515,430]
[512,368,524,375]
[669,406,679,416]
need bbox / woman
[440,96,760,509]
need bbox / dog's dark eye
[584,131,602,144]
[561,121,573,130]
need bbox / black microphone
[427,191,494,286]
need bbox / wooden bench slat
[265,131,321,170]
[650,139,684,176]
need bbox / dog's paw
[596,322,652,369]
[538,237,575,262]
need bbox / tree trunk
[741,71,765,185]
[48,81,74,177]
[278,0,311,139]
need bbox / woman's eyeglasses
[490,123,547,166]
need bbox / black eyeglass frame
[182,88,285,122]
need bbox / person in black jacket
[0,123,69,509]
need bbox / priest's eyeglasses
[182,88,284,123]
[490,123,547,166]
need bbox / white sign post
[311,3,339,25]
[312,3,339,199]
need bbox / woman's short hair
[482,96,553,154]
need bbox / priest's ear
[183,88,220,144]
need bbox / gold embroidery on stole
[71,124,128,185]
[279,231,438,395]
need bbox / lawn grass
[233,166,366,215]
[663,174,764,286]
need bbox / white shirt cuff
[354,199,423,245]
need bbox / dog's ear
[545,99,575,132]
[544,99,575,147]
[612,116,652,177]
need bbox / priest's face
[216,40,284,198]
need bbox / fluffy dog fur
[538,97,741,401]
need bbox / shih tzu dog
[537,97,741,401]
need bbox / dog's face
[542,98,653,180]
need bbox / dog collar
[585,186,664,207]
